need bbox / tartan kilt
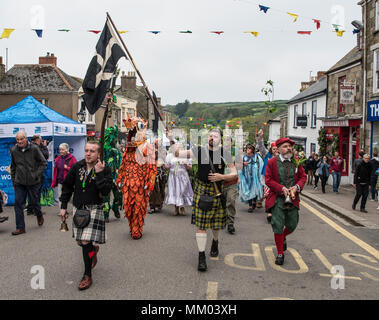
[72,205,106,244]
[191,179,226,230]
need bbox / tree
[175,99,190,117]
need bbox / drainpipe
[362,1,367,151]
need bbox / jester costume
[102,126,123,222]
[116,116,157,239]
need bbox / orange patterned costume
[116,116,157,239]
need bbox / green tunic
[270,157,299,234]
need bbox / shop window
[374,50,379,93]
[310,143,316,154]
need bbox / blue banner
[367,100,379,122]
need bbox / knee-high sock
[212,229,219,241]
[283,227,292,240]
[274,234,284,255]
[196,233,207,252]
[82,242,94,277]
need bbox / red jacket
[265,157,307,212]
[330,156,344,173]
[51,153,77,188]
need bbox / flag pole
[106,12,164,123]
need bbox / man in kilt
[176,128,237,271]
[265,138,307,266]
[60,141,112,290]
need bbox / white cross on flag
[79,18,127,114]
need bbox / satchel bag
[73,209,91,229]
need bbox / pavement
[301,183,379,230]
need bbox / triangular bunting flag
[149,31,161,35]
[88,30,101,34]
[313,19,321,30]
[118,31,128,34]
[298,31,312,35]
[353,29,360,34]
[332,24,340,31]
[33,29,43,38]
[179,30,192,33]
[58,29,70,32]
[244,31,259,37]
[211,31,224,35]
[336,30,345,37]
[0,28,15,39]
[288,13,299,22]
[259,5,270,13]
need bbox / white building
[267,116,281,144]
[287,76,327,156]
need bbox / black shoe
[210,240,219,257]
[198,251,207,271]
[248,207,253,213]
[267,215,272,223]
[114,210,120,219]
[26,211,34,216]
[283,239,287,252]
[227,224,235,234]
[360,209,368,213]
[352,204,356,210]
[275,254,284,265]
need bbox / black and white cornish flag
[79,18,126,115]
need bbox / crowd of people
[2,126,379,291]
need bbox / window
[78,101,95,124]
[310,143,316,154]
[37,98,48,106]
[293,105,298,128]
[338,76,346,113]
[311,100,317,128]
[302,102,307,116]
[374,50,379,93]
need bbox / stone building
[358,0,379,155]
[322,46,363,184]
[279,111,288,139]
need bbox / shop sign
[367,100,379,122]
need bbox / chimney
[121,71,136,90]
[0,56,5,81]
[39,52,57,66]
[316,71,326,80]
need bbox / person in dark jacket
[353,154,372,213]
[26,135,49,215]
[313,154,321,190]
[59,141,112,291]
[317,156,330,193]
[369,152,379,201]
[10,131,47,235]
[306,153,316,185]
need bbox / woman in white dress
[164,144,193,215]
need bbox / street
[0,197,378,300]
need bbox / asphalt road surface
[0,198,378,300]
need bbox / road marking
[224,243,266,271]
[302,201,379,260]
[312,249,361,280]
[361,272,379,281]
[341,253,379,271]
[265,246,309,274]
[206,281,218,300]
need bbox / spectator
[353,154,372,213]
[354,150,365,173]
[330,151,344,193]
[313,154,321,190]
[51,143,77,213]
[369,152,379,201]
[306,152,316,185]
[317,156,330,193]
[26,135,49,215]
[10,131,47,235]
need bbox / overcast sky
[0,0,361,105]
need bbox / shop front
[368,100,379,155]
[323,118,361,184]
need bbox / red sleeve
[265,158,284,195]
